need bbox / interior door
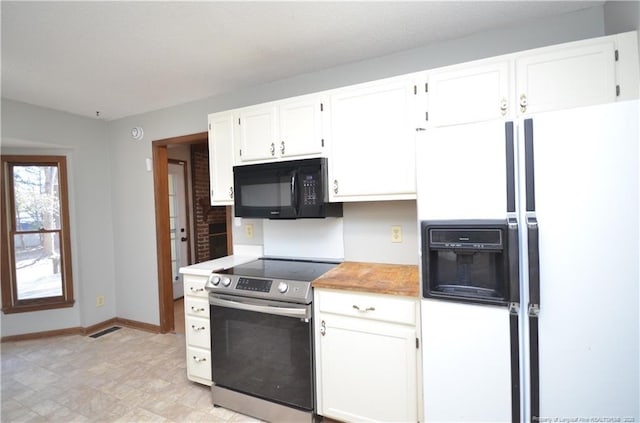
[168,161,189,298]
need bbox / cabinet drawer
[185,296,209,318]
[185,315,210,349]
[316,289,416,325]
[184,275,209,299]
[186,346,211,382]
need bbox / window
[1,155,74,313]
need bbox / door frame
[153,132,207,333]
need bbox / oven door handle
[209,296,311,319]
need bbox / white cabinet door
[278,94,325,159]
[428,60,511,126]
[238,104,278,162]
[329,76,417,201]
[208,111,236,205]
[318,314,418,422]
[516,39,616,115]
[416,120,510,220]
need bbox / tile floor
[1,327,261,422]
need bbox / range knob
[205,274,220,291]
[221,277,232,287]
[277,282,289,294]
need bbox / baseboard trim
[1,326,85,342]
[113,317,160,334]
[1,317,161,342]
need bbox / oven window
[211,305,313,411]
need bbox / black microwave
[233,158,343,219]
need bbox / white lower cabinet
[183,275,212,386]
[314,289,419,422]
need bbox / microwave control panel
[301,174,319,205]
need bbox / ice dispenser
[421,220,515,305]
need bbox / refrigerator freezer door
[421,299,512,422]
[416,120,508,220]
[527,100,639,420]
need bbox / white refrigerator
[417,100,639,422]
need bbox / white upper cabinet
[278,95,325,158]
[428,60,511,127]
[236,93,326,164]
[208,111,236,205]
[515,38,616,115]
[329,74,419,202]
[428,32,638,127]
[237,104,278,163]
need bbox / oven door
[209,293,314,411]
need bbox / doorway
[168,159,191,295]
[152,132,233,333]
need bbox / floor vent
[89,326,122,338]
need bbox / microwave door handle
[291,171,299,213]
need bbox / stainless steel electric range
[204,257,340,422]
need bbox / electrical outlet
[245,223,254,239]
[391,225,402,243]
[96,295,105,307]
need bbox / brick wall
[190,144,228,263]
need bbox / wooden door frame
[153,132,207,333]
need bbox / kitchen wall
[101,5,611,328]
[0,101,116,335]
[3,4,636,335]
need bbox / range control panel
[204,274,312,304]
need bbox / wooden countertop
[312,261,419,297]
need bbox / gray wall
[4,4,632,334]
[1,101,116,336]
[105,6,608,328]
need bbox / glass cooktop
[220,257,340,282]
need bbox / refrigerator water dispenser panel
[422,220,511,305]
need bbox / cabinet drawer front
[185,316,211,349]
[187,346,212,382]
[185,297,210,318]
[184,275,209,298]
[316,289,416,325]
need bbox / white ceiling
[1,1,603,121]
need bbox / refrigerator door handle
[524,119,536,212]
[509,308,521,423]
[527,215,541,421]
[505,121,516,214]
[507,218,520,304]
[527,216,541,313]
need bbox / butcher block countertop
[312,262,419,297]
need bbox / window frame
[1,155,75,314]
